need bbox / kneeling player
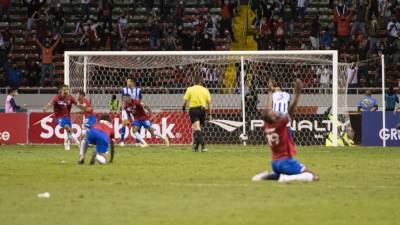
[123,95,169,147]
[79,114,115,165]
[252,79,319,183]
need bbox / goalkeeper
[324,106,354,146]
[182,75,212,152]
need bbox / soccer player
[120,78,142,147]
[76,91,97,163]
[80,114,115,165]
[43,85,86,150]
[122,95,169,147]
[182,75,211,152]
[252,79,319,183]
[272,83,291,114]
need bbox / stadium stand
[0,0,398,92]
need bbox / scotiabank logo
[38,117,180,139]
[0,131,10,141]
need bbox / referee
[182,75,211,152]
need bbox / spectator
[200,34,216,50]
[245,89,259,119]
[149,22,162,50]
[34,35,61,87]
[378,0,392,25]
[367,15,380,52]
[333,3,353,51]
[175,1,184,26]
[80,0,90,19]
[108,94,120,112]
[368,0,379,21]
[74,15,89,37]
[355,34,369,61]
[0,0,11,23]
[385,86,399,111]
[178,29,194,50]
[318,66,331,94]
[321,27,333,49]
[347,63,358,93]
[118,10,129,40]
[274,17,286,50]
[100,0,113,31]
[3,61,21,88]
[163,28,177,50]
[254,32,268,50]
[310,15,320,50]
[4,88,22,113]
[297,0,307,20]
[220,1,235,42]
[205,14,218,40]
[24,56,40,86]
[357,89,378,111]
[386,17,400,51]
[351,0,368,36]
[23,0,45,32]
[282,3,294,39]
[333,0,349,18]
[49,3,65,35]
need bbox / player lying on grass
[252,79,319,183]
[122,95,169,147]
[76,91,97,163]
[80,114,115,165]
[43,85,87,150]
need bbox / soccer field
[0,145,399,225]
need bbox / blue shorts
[86,128,110,154]
[84,115,97,128]
[271,158,305,175]
[57,117,72,128]
[132,120,152,129]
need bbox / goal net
[66,51,352,146]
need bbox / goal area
[65,51,366,147]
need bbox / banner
[28,112,192,144]
[0,113,28,144]
[362,111,400,146]
[205,113,332,145]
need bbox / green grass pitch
[1,145,400,225]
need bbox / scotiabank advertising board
[28,112,192,144]
[0,113,28,144]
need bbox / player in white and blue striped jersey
[270,81,293,137]
[119,79,142,147]
[272,87,291,114]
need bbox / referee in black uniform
[182,75,212,152]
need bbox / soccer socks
[120,127,126,142]
[193,130,201,150]
[252,171,279,181]
[278,172,315,183]
[79,139,88,159]
[68,132,80,145]
[96,154,107,164]
[153,130,163,139]
[134,132,146,144]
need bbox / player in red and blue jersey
[79,114,115,165]
[76,91,96,129]
[122,95,169,147]
[43,85,86,150]
[252,80,319,183]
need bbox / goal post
[65,50,342,146]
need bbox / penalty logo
[208,120,244,132]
